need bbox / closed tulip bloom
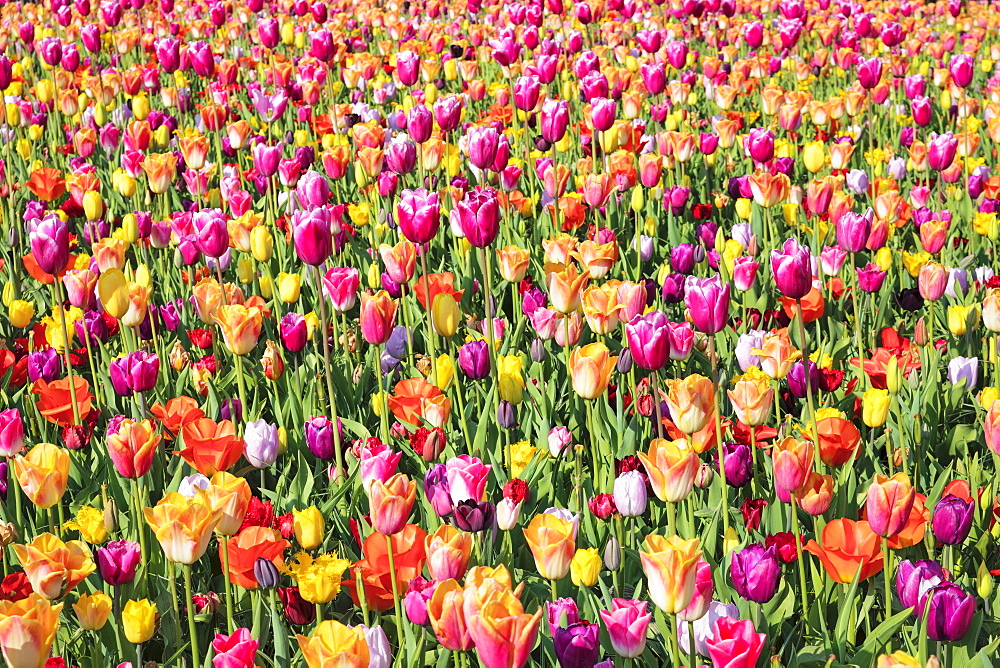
[29,216,70,276]
[73,592,112,631]
[794,472,834,515]
[753,329,800,379]
[458,340,491,380]
[12,533,96,599]
[728,369,774,426]
[466,593,542,668]
[540,99,570,143]
[640,534,701,613]
[553,621,600,668]
[862,389,891,428]
[684,275,730,334]
[455,187,501,248]
[895,558,945,614]
[0,594,62,668]
[599,599,651,658]
[143,491,222,564]
[496,246,530,283]
[360,291,398,345]
[379,241,417,284]
[397,189,440,244]
[426,579,473,650]
[856,56,883,89]
[771,238,812,299]
[425,525,473,581]
[637,438,700,503]
[95,540,141,586]
[0,409,24,457]
[931,494,974,545]
[214,305,263,356]
[730,544,781,603]
[928,132,957,172]
[746,127,774,163]
[705,618,767,668]
[570,548,602,587]
[926,583,975,642]
[323,267,361,313]
[866,473,916,538]
[524,513,576,580]
[292,506,326,550]
[291,208,333,266]
[368,473,416,535]
[837,209,873,253]
[624,310,671,370]
[664,374,715,434]
[466,126,500,170]
[772,436,813,492]
[949,53,974,88]
[107,418,161,479]
[613,471,647,517]
[244,419,279,468]
[13,443,69,509]
[568,342,617,399]
[122,598,159,644]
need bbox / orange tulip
[545,265,590,313]
[12,533,96,599]
[143,491,222,564]
[345,524,427,612]
[31,377,94,427]
[25,168,67,202]
[747,170,790,208]
[379,241,417,284]
[640,534,702,613]
[496,246,530,283]
[296,620,370,668]
[425,525,473,582]
[523,513,575,580]
[13,443,69,510]
[542,235,578,264]
[141,153,178,194]
[637,438,700,503]
[175,418,244,476]
[0,594,62,668]
[427,579,474,651]
[581,285,623,335]
[574,240,618,279]
[805,519,884,584]
[467,592,543,668]
[387,378,449,427]
[412,273,464,310]
[221,527,289,588]
[203,472,252,536]
[815,414,863,466]
[359,291,399,345]
[150,396,205,440]
[865,473,915,538]
[369,473,416,535]
[193,277,225,324]
[663,374,714,434]
[568,342,617,399]
[214,305,263,356]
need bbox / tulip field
[5,0,1000,666]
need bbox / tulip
[684,276,729,334]
[771,238,812,299]
[467,596,542,668]
[455,187,501,247]
[13,443,69,509]
[12,533,96,599]
[705,618,767,668]
[214,305,263,356]
[553,621,600,667]
[568,343,617,399]
[570,548,602,587]
[397,189,440,244]
[664,375,715,435]
[746,127,774,163]
[926,583,975,641]
[730,544,781,603]
[106,418,161,479]
[837,210,873,253]
[599,599,651,659]
[640,534,701,613]
[540,99,570,143]
[143,491,222,564]
[613,471,647,517]
[243,420,279,468]
[29,216,70,276]
[895,559,945,615]
[931,494,974,545]
[73,591,112,631]
[95,540,141,586]
[856,56,883,89]
[624,311,671,370]
[524,513,576,580]
[0,410,25,457]
[296,620,371,668]
[728,370,774,427]
[866,473,916,538]
[0,594,63,668]
[360,291,398,346]
[369,473,416,535]
[291,208,333,266]
[212,627,259,667]
[425,525,472,581]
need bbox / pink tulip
[445,454,491,504]
[590,98,617,132]
[625,310,671,370]
[684,275,730,334]
[911,97,932,127]
[732,257,760,291]
[836,209,873,253]
[397,188,440,244]
[705,618,766,668]
[679,559,714,621]
[323,267,360,313]
[395,50,420,86]
[928,132,958,172]
[291,207,333,266]
[949,53,974,88]
[540,99,570,144]
[251,142,282,178]
[359,443,402,490]
[667,321,695,361]
[386,136,417,175]
[513,76,541,111]
[599,599,651,659]
[455,186,501,247]
[640,62,666,95]
[770,238,812,299]
[856,56,883,89]
[0,409,24,457]
[212,628,259,668]
[745,128,774,163]
[407,105,433,143]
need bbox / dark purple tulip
[926,583,976,641]
[424,464,453,517]
[731,544,781,603]
[29,216,70,276]
[27,349,62,383]
[670,244,696,274]
[96,540,141,585]
[453,499,494,532]
[123,350,159,393]
[304,416,341,460]
[718,441,753,488]
[0,462,8,501]
[254,558,280,589]
[458,340,491,380]
[661,273,686,304]
[75,310,109,346]
[787,360,822,398]
[220,398,243,423]
[895,559,946,615]
[554,621,601,668]
[932,494,974,545]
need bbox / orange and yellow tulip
[143,491,222,564]
[13,444,69,510]
[12,533,96,599]
[523,513,575,580]
[640,534,702,613]
[568,342,617,399]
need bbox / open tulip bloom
[4,0,1000,666]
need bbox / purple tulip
[931,494,974,545]
[29,216,70,276]
[123,351,160,393]
[770,238,812,299]
[730,544,781,603]
[304,416,342,460]
[718,441,753,488]
[836,209,873,253]
[280,313,309,352]
[926,583,976,641]
[684,275,730,334]
[96,540,141,585]
[554,622,601,668]
[458,340,491,380]
[424,464,453,517]
[895,559,946,615]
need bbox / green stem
[221,536,235,633]
[313,265,344,482]
[184,564,201,668]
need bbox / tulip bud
[886,356,902,395]
[914,317,929,346]
[254,558,280,589]
[695,462,715,488]
[616,347,633,374]
[978,560,994,599]
[103,499,119,533]
[498,400,517,429]
[603,536,621,571]
[0,523,17,548]
[530,338,547,362]
[251,226,273,262]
